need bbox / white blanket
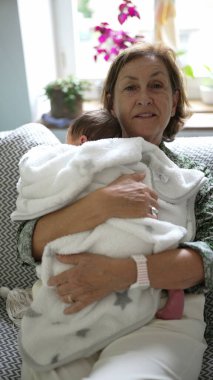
[13,137,206,372]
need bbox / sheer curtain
[154,0,178,49]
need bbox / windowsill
[185,101,213,132]
[184,113,213,128]
[189,100,213,114]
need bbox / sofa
[0,123,212,379]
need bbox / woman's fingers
[48,267,72,287]
[101,172,159,220]
[63,291,103,314]
[48,254,136,315]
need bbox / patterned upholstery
[0,124,60,380]
[0,129,212,379]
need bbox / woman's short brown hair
[101,42,191,141]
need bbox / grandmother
[19,42,213,380]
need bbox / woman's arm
[48,247,204,315]
[32,172,159,260]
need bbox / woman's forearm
[32,190,108,260]
[113,247,204,292]
[147,248,204,290]
[49,247,204,314]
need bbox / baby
[66,108,122,145]
[67,109,184,321]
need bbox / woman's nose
[136,92,153,106]
[136,98,153,106]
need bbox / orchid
[118,0,140,24]
[94,0,143,61]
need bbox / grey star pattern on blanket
[51,354,60,364]
[145,225,153,233]
[76,328,90,337]
[113,290,132,310]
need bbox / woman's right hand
[99,172,159,220]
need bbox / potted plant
[199,65,213,105]
[44,76,90,119]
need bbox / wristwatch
[132,255,150,289]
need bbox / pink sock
[156,289,184,320]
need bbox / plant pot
[50,89,83,119]
[200,85,213,105]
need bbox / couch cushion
[167,136,213,173]
[0,123,60,289]
[0,123,60,380]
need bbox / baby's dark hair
[67,109,122,141]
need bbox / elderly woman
[19,42,213,380]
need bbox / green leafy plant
[181,64,195,78]
[44,76,90,119]
[44,76,89,109]
[175,50,195,78]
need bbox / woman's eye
[151,82,163,89]
[124,85,137,92]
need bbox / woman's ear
[80,135,88,145]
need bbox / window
[74,0,154,80]
[18,0,213,119]
[175,0,213,77]
[70,0,213,81]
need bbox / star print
[113,290,132,310]
[145,225,153,233]
[76,328,90,337]
[51,321,62,325]
[51,354,59,364]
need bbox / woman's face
[111,55,179,145]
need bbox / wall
[0,0,31,131]
[51,0,78,78]
[18,0,57,121]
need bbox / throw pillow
[0,123,60,289]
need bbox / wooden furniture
[180,100,213,137]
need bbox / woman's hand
[100,172,159,219]
[48,253,137,315]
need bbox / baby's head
[66,109,122,145]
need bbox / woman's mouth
[134,113,156,119]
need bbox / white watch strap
[132,255,150,289]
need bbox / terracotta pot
[50,89,83,119]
